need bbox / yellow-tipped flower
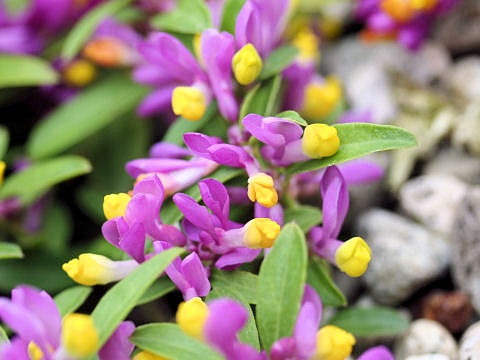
[247,173,278,208]
[410,0,438,10]
[63,59,97,87]
[380,0,415,22]
[176,297,209,340]
[103,193,131,220]
[315,325,355,360]
[62,313,98,357]
[172,86,207,121]
[63,253,119,286]
[244,218,281,249]
[302,124,340,159]
[232,43,263,85]
[28,342,44,360]
[301,77,342,120]
[0,161,5,187]
[292,28,320,64]
[335,237,372,277]
[134,351,170,360]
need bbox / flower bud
[134,351,170,360]
[0,161,5,187]
[380,0,415,22]
[82,38,128,67]
[244,218,281,249]
[410,0,438,10]
[247,173,278,208]
[176,297,209,340]
[232,43,263,85]
[292,28,319,63]
[172,86,207,121]
[302,124,340,158]
[63,59,97,87]
[315,325,355,360]
[103,193,131,220]
[301,77,342,119]
[28,342,43,360]
[335,237,371,277]
[62,313,98,357]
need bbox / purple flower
[126,142,219,196]
[173,178,281,270]
[0,285,134,360]
[308,166,372,277]
[358,346,395,360]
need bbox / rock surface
[459,322,480,360]
[406,355,451,360]
[357,209,450,304]
[395,319,459,359]
[400,175,468,235]
[451,188,480,314]
[425,148,480,185]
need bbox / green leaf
[257,222,308,352]
[241,75,282,118]
[161,166,242,224]
[54,286,92,317]
[150,0,212,34]
[284,205,322,233]
[91,248,183,347]
[259,45,299,80]
[276,110,308,126]
[136,278,176,305]
[307,257,346,307]
[0,242,23,260]
[207,288,260,350]
[0,55,58,88]
[0,325,8,344]
[220,0,246,34]
[211,270,258,304]
[27,75,148,159]
[239,83,260,121]
[287,123,418,175]
[0,126,9,159]
[163,102,218,145]
[131,323,223,360]
[40,202,72,255]
[0,156,91,204]
[328,306,409,336]
[61,0,134,60]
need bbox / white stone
[442,57,480,101]
[425,148,480,185]
[400,175,468,235]
[459,322,480,360]
[357,209,451,304]
[406,355,451,360]
[395,319,458,359]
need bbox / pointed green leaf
[0,325,8,344]
[54,286,92,317]
[328,306,409,336]
[220,0,247,34]
[0,126,9,159]
[163,102,218,145]
[307,257,346,307]
[150,0,212,34]
[257,222,308,352]
[136,278,176,305]
[284,205,322,233]
[91,248,183,347]
[161,166,242,224]
[0,55,59,88]
[259,45,299,80]
[206,288,260,350]
[211,270,258,304]
[276,110,308,126]
[131,323,223,360]
[0,156,91,204]
[27,75,148,159]
[241,75,282,118]
[61,0,134,60]
[0,242,23,260]
[287,123,417,175]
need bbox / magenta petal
[293,286,322,359]
[183,132,223,161]
[204,299,248,358]
[181,252,211,297]
[119,220,146,263]
[235,0,263,52]
[357,346,395,360]
[149,142,192,159]
[270,337,297,360]
[125,158,193,178]
[102,217,127,249]
[153,241,190,295]
[215,248,261,270]
[11,286,61,348]
[337,159,384,185]
[173,193,216,234]
[199,179,230,228]
[133,174,165,201]
[137,86,175,117]
[254,203,284,226]
[158,224,187,247]
[320,166,349,240]
[98,321,135,360]
[0,338,30,360]
[208,143,252,168]
[125,194,163,240]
